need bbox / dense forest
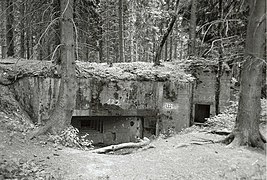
[0,0,266,179]
[0,0,250,64]
[0,0,266,148]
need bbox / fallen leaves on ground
[0,158,62,179]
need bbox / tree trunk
[106,11,110,64]
[154,0,180,66]
[164,38,168,61]
[6,0,14,57]
[26,25,30,59]
[179,40,183,60]
[169,31,173,61]
[174,40,177,60]
[188,0,197,57]
[98,35,103,63]
[262,64,266,98]
[215,0,223,115]
[26,2,31,61]
[19,1,25,58]
[135,41,138,62]
[118,0,124,62]
[174,22,178,60]
[52,0,61,63]
[129,0,136,62]
[224,0,266,149]
[164,0,170,62]
[1,0,7,59]
[30,0,77,138]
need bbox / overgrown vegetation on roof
[0,58,195,83]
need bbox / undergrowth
[48,126,93,150]
[181,99,266,134]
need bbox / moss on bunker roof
[77,61,194,82]
[0,58,194,82]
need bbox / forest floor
[0,119,266,180]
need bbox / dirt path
[0,125,266,180]
[56,133,265,180]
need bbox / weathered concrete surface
[74,79,161,116]
[219,71,231,112]
[191,64,231,122]
[12,77,60,123]
[71,116,143,145]
[193,69,217,117]
[11,76,193,144]
[11,67,231,143]
[161,81,193,133]
[1,59,232,144]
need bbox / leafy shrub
[48,126,93,149]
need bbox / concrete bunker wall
[192,66,231,123]
[12,77,193,144]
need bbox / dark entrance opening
[71,116,145,145]
[71,116,104,133]
[194,104,210,123]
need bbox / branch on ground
[90,137,151,154]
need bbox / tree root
[219,133,235,145]
[259,127,266,143]
[260,132,266,143]
[175,137,222,148]
[220,131,266,150]
[28,121,54,140]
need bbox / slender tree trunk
[26,31,30,59]
[179,40,183,60]
[164,38,168,61]
[106,15,110,64]
[118,0,124,62]
[135,41,138,62]
[164,0,170,62]
[1,0,7,58]
[20,32,25,58]
[174,37,177,60]
[224,0,266,149]
[174,22,179,60]
[129,30,133,62]
[30,35,34,58]
[52,0,61,63]
[24,0,33,59]
[154,0,180,66]
[215,0,224,115]
[262,64,266,98]
[26,0,31,59]
[188,0,197,57]
[30,0,77,138]
[169,31,173,61]
[98,23,104,63]
[6,0,14,57]
[152,37,156,61]
[19,1,25,59]
[129,0,136,62]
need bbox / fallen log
[91,137,150,154]
[209,130,231,136]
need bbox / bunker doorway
[194,104,210,123]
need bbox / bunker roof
[0,58,194,82]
